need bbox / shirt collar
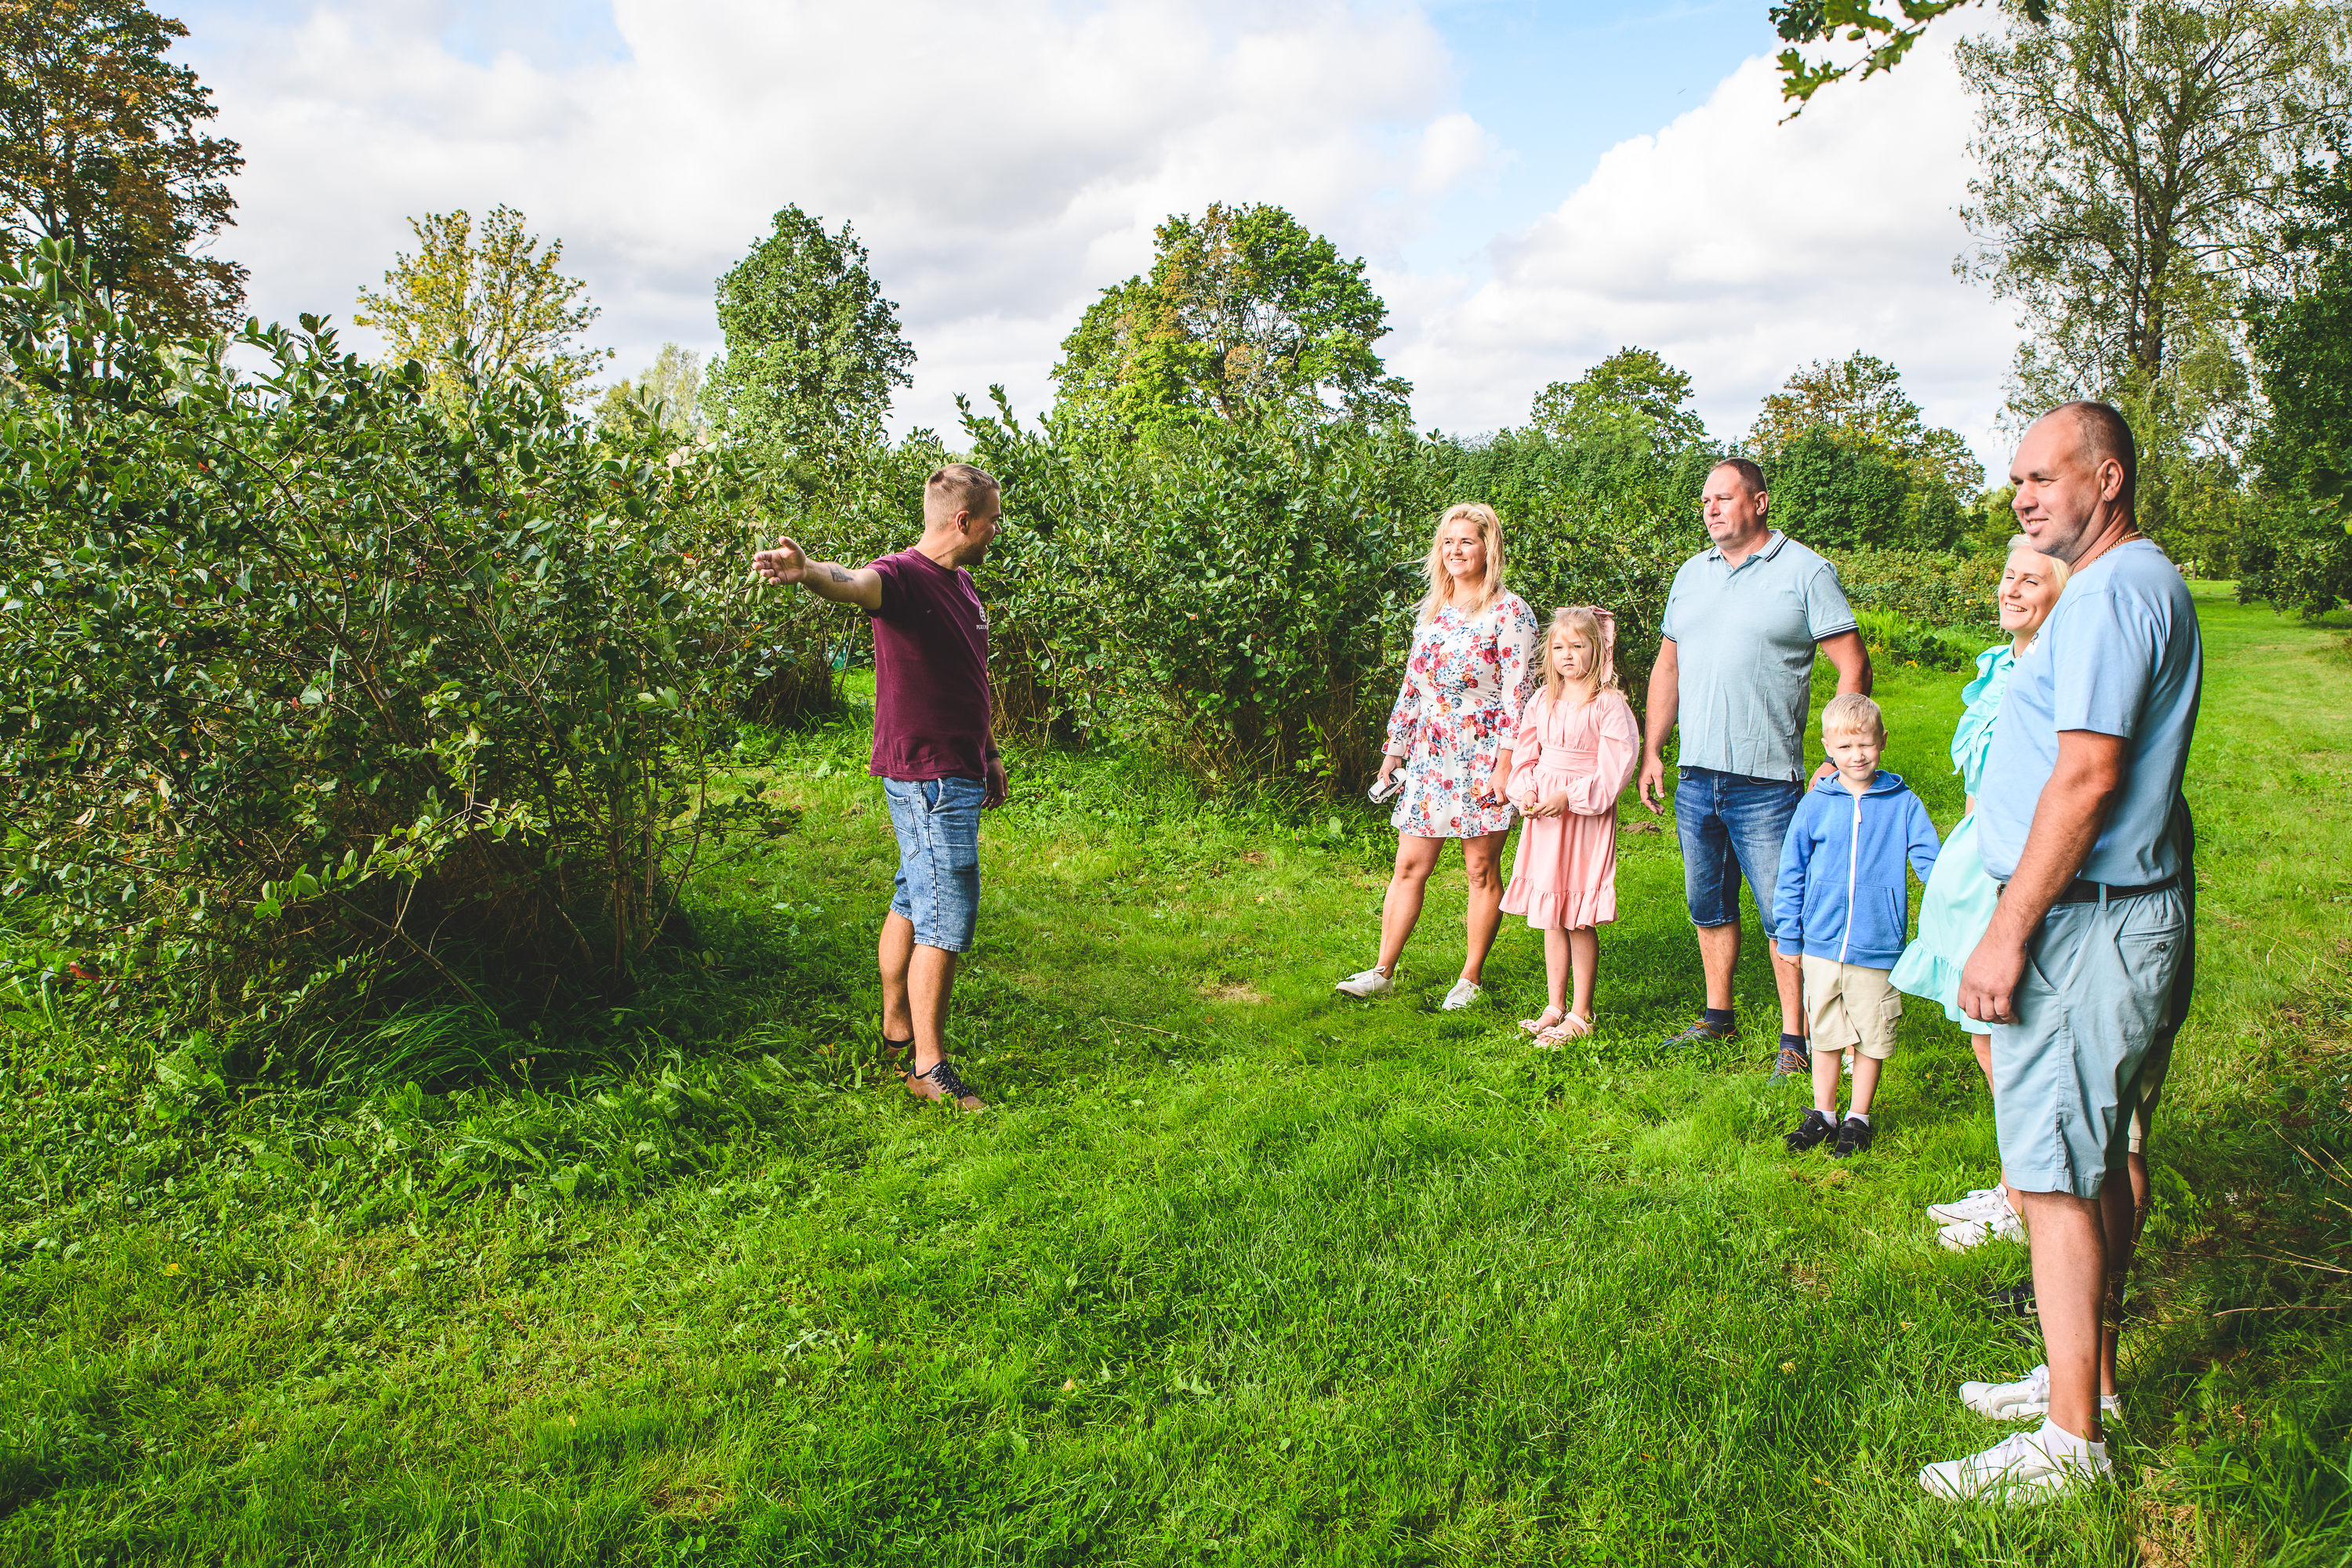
[1708,530,1787,567]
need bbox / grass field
[2,585,2348,1565]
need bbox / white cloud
[196,0,1484,431]
[1391,42,2023,470]
[189,3,2020,470]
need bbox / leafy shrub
[1831,546,2002,632]
[965,399,1431,787]
[1853,608,1982,673]
[2240,491,2352,618]
[1764,430,1968,553]
[0,247,796,1047]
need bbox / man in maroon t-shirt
[750,464,1007,1112]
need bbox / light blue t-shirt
[1976,541,2201,885]
[1661,532,1857,782]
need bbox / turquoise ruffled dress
[1889,644,2015,1028]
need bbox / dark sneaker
[1986,1282,2037,1318]
[1663,1018,1737,1050]
[1767,1044,1812,1083]
[1833,1116,1875,1158]
[1784,1109,1837,1153]
[908,1059,986,1112]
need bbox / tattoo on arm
[828,565,851,583]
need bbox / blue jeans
[1675,766,1802,930]
[884,775,984,952]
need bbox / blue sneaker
[1767,1044,1813,1083]
[1662,1017,1737,1050]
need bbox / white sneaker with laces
[1928,1187,2006,1225]
[1919,1423,2113,1502]
[1335,967,1394,999]
[1961,1364,2125,1424]
[1937,1197,2027,1250]
[1439,978,1482,1011]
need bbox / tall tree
[701,206,913,458]
[1053,202,1410,430]
[1527,347,1707,451]
[594,342,703,445]
[2242,146,2352,612]
[0,0,245,332]
[1956,0,2349,499]
[1748,352,1985,496]
[354,205,610,412]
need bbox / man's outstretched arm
[750,535,884,614]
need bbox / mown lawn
[2,586,2347,1566]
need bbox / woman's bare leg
[1375,835,1444,977]
[1460,829,1509,983]
[1971,1032,2019,1210]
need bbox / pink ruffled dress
[1500,687,1642,931]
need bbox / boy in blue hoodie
[1776,694,1941,1157]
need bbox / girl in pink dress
[1501,605,1642,1043]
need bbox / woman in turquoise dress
[1890,537,2070,1247]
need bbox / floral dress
[1384,592,1541,839]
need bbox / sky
[167,0,2026,471]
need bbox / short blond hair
[925,463,1000,523]
[2005,533,2072,595]
[1821,692,1884,739]
[1417,502,1505,622]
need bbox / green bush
[0,246,793,1048]
[1765,430,1967,554]
[1831,546,2002,633]
[2240,491,2352,618]
[1853,608,1983,673]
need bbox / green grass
[2,586,2348,1564]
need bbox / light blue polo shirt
[1976,540,2201,885]
[1660,532,1857,782]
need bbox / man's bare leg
[1697,921,1739,1011]
[2019,1189,2108,1443]
[880,912,916,1050]
[1769,939,1805,1039]
[880,912,960,1077]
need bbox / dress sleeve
[1508,692,1548,797]
[1385,624,1425,757]
[1568,692,1642,815]
[1494,596,1540,747]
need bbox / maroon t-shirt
[866,548,993,781]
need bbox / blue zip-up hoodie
[1773,770,1941,970]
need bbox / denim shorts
[1675,767,1802,931]
[884,775,984,953]
[1991,886,2186,1199]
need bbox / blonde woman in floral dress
[1336,503,1540,1010]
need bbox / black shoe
[1985,1281,2037,1318]
[1784,1109,1837,1152]
[1832,1116,1874,1157]
[1664,1018,1738,1050]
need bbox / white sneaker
[1335,967,1394,999]
[1937,1198,2026,1250]
[1439,978,1482,1011]
[1962,1365,2125,1424]
[1927,1187,2007,1225]
[1919,1423,2113,1502]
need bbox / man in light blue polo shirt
[1921,402,2201,1504]
[1639,458,1872,1078]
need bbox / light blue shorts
[884,775,983,953]
[1991,886,2186,1199]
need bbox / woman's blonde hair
[2004,535,2071,651]
[1535,604,1619,712]
[1417,502,1506,622]
[2005,534,2073,595]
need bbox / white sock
[2037,1417,2106,1460]
[1846,1110,1870,1125]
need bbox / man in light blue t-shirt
[1918,403,2201,1504]
[1639,458,1871,1079]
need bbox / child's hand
[1535,788,1573,818]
